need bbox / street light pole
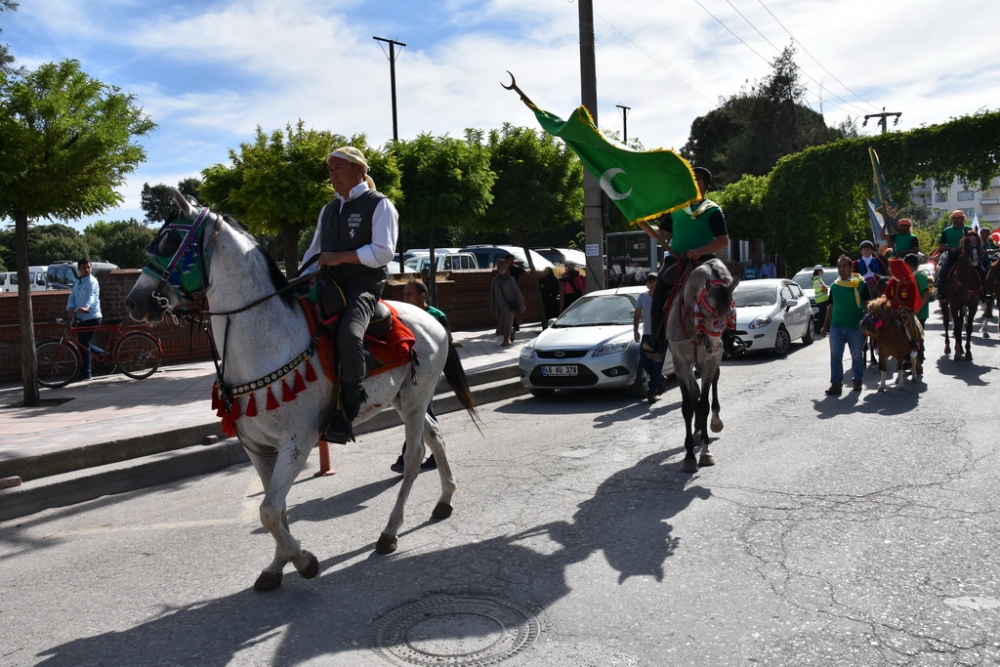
[373,36,406,141]
[616,104,630,144]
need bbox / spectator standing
[633,273,668,403]
[560,261,586,312]
[760,255,777,279]
[538,266,561,323]
[490,260,524,347]
[66,258,104,380]
[391,279,445,473]
[812,264,830,335]
[742,258,759,280]
[820,254,871,395]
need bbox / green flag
[531,105,699,224]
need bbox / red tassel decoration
[211,382,220,411]
[245,392,258,417]
[221,415,236,438]
[305,358,317,382]
[266,385,279,411]
[231,395,241,421]
[282,378,297,402]
[293,368,306,393]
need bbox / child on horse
[639,166,733,362]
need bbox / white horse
[125,191,476,591]
[665,259,739,473]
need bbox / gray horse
[665,259,739,473]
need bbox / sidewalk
[0,324,538,488]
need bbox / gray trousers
[335,282,383,384]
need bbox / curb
[0,364,527,523]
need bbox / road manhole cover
[370,595,539,666]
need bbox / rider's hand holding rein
[317,250,361,267]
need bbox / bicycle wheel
[36,341,80,388]
[115,332,162,379]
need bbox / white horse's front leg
[251,441,318,591]
[878,369,889,392]
[377,399,426,554]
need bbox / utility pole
[373,36,407,271]
[863,107,902,134]
[578,0,604,292]
[616,104,630,144]
[373,36,405,141]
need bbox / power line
[691,0,772,68]
[755,0,880,113]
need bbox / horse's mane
[867,294,890,318]
[222,213,298,310]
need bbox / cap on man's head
[813,264,824,271]
[859,240,875,250]
[326,146,368,170]
[692,166,712,187]
[951,209,967,219]
[898,218,912,229]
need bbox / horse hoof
[681,458,698,473]
[297,551,319,579]
[710,420,723,433]
[698,453,716,467]
[432,502,453,519]
[254,571,283,592]
[375,534,398,554]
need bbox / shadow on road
[32,448,711,666]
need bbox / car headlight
[749,316,772,329]
[519,342,535,359]
[593,337,633,357]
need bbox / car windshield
[554,294,637,327]
[792,273,812,290]
[734,284,778,308]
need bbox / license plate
[542,365,578,376]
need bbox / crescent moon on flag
[600,168,632,200]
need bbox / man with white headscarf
[301,146,399,443]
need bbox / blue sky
[4,0,998,231]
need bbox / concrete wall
[0,269,543,382]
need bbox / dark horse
[981,255,1000,339]
[940,233,982,360]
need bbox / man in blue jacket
[66,258,104,380]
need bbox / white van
[0,266,49,293]
[403,252,480,273]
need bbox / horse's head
[690,259,738,336]
[126,189,214,323]
[959,232,982,265]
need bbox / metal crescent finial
[501,70,535,108]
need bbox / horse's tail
[443,340,482,431]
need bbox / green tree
[682,45,852,187]
[0,222,91,268]
[391,132,494,299]
[0,59,155,405]
[713,174,770,246]
[200,122,400,276]
[82,219,155,268]
[140,178,201,223]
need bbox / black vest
[319,190,389,282]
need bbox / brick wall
[0,269,542,382]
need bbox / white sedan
[731,279,814,356]
[519,286,674,397]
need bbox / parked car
[403,252,479,273]
[46,261,119,290]
[791,266,839,317]
[459,245,554,271]
[519,285,674,397]
[532,247,587,267]
[0,266,48,293]
[731,278,814,356]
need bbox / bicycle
[36,315,163,388]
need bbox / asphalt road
[3,311,1000,666]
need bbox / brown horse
[980,255,1000,338]
[940,233,982,360]
[862,296,922,391]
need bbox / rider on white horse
[639,166,732,362]
[300,146,399,443]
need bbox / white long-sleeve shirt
[300,181,398,274]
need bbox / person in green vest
[812,265,830,336]
[884,218,919,257]
[820,254,871,395]
[936,209,972,293]
[640,166,730,361]
[904,254,930,371]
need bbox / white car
[731,279,814,355]
[519,286,674,397]
[791,266,839,317]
